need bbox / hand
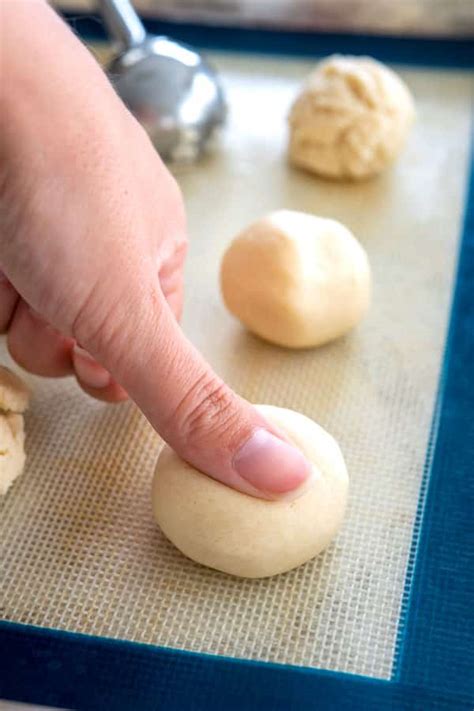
[0,0,310,499]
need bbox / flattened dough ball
[0,366,30,496]
[152,405,349,578]
[220,210,371,348]
[288,55,415,180]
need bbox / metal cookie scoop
[98,0,226,163]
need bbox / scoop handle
[98,0,147,50]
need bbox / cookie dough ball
[152,405,349,578]
[288,55,415,179]
[0,366,30,496]
[0,413,26,496]
[0,365,30,413]
[220,210,371,349]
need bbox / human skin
[0,0,311,499]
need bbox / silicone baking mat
[1,21,473,711]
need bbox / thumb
[78,285,312,500]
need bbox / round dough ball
[220,210,371,349]
[288,54,415,180]
[152,405,349,578]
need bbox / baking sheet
[0,51,472,679]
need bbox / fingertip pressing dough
[220,210,371,349]
[288,54,415,180]
[152,405,349,578]
[0,366,30,496]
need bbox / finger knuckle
[176,375,238,445]
[71,289,130,371]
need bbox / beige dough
[0,413,26,496]
[0,366,30,496]
[0,365,30,413]
[288,54,415,180]
[152,405,349,578]
[220,210,371,349]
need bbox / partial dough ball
[0,365,30,414]
[0,413,26,496]
[220,210,371,349]
[0,366,30,496]
[288,55,415,180]
[152,405,349,578]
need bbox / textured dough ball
[152,405,349,578]
[0,366,30,413]
[0,366,29,495]
[0,413,26,496]
[288,55,415,179]
[220,210,371,348]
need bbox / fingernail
[233,429,313,496]
[73,345,111,389]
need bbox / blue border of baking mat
[0,20,473,710]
